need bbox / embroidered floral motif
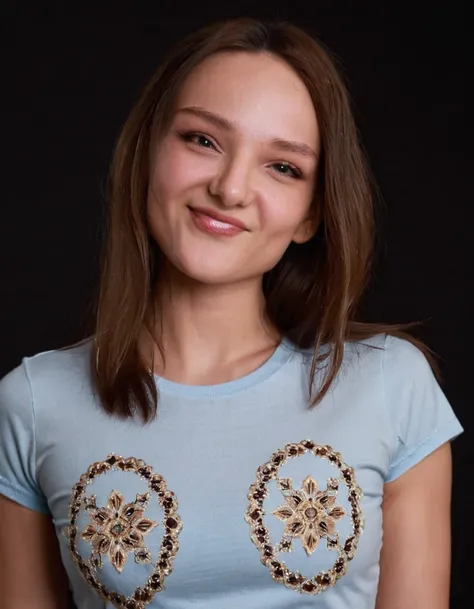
[81,489,157,573]
[272,475,345,556]
[64,455,183,608]
[245,440,364,596]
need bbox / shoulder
[381,334,433,375]
[344,333,437,392]
[26,339,93,387]
[0,339,94,409]
[286,332,430,369]
[291,332,388,372]
[22,338,93,378]
[0,341,93,514]
[339,333,430,378]
[289,333,436,396]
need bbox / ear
[292,208,321,244]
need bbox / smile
[188,206,248,236]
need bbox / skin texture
[0,496,70,608]
[376,444,452,609]
[147,51,320,287]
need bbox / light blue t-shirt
[0,334,463,609]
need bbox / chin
[181,269,241,286]
[168,253,243,286]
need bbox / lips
[188,206,249,231]
[188,206,248,237]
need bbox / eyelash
[179,131,303,180]
[270,162,303,180]
[179,131,217,150]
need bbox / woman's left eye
[270,162,302,179]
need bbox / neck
[143,267,280,384]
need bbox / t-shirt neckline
[154,339,294,398]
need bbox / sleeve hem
[0,476,50,515]
[384,417,464,483]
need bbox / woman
[0,17,463,609]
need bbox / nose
[209,154,253,208]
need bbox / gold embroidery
[245,440,364,596]
[81,489,157,573]
[64,455,183,608]
[272,475,345,556]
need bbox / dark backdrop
[2,3,469,606]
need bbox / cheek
[259,191,312,237]
[150,143,186,202]
[150,140,214,203]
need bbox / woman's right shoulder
[0,338,95,409]
[0,340,95,515]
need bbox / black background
[2,2,469,606]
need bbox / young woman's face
[147,51,320,285]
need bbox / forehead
[175,51,319,151]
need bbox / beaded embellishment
[80,489,157,573]
[64,454,183,609]
[245,440,364,595]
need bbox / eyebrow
[175,106,319,161]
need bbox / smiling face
[147,51,320,285]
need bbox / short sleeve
[382,335,463,482]
[0,362,50,513]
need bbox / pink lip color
[189,207,246,236]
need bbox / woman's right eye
[180,132,216,150]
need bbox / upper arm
[376,442,452,609]
[376,336,463,609]
[0,495,70,609]
[0,363,70,606]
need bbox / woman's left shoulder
[344,333,429,374]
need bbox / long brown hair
[90,18,437,421]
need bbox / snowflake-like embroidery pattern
[245,440,364,595]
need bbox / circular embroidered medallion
[245,440,364,595]
[64,455,183,609]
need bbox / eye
[270,162,303,180]
[180,132,217,150]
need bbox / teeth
[209,219,233,229]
